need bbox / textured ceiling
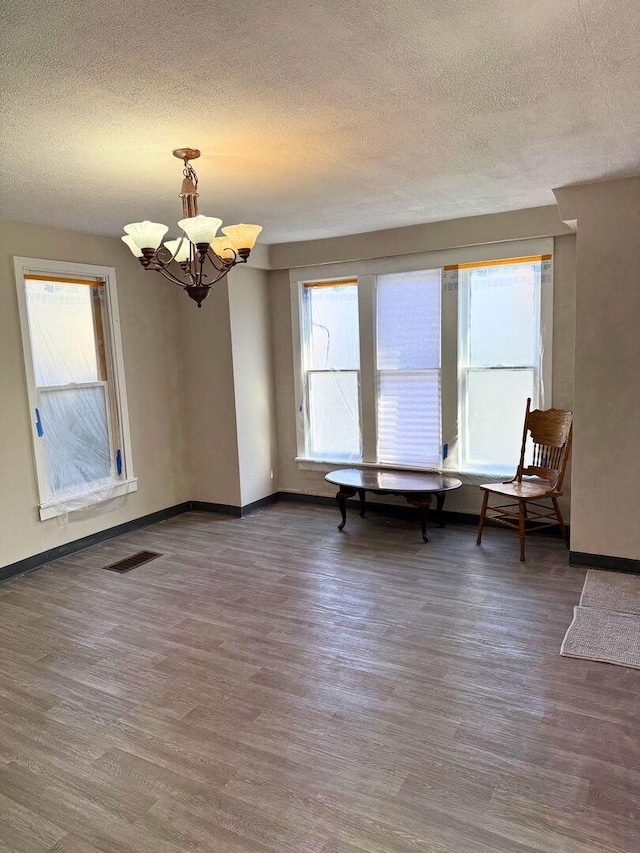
[2,0,640,244]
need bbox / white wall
[0,219,189,568]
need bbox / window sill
[295,457,513,481]
[39,478,138,520]
[444,467,514,480]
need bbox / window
[376,270,441,467]
[458,258,545,473]
[294,250,551,476]
[301,280,361,461]
[14,259,135,519]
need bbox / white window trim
[14,257,137,520]
[291,238,554,476]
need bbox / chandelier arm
[153,240,196,286]
[179,255,198,287]
[185,244,198,285]
[155,244,173,266]
[197,250,207,287]
[205,250,234,273]
[155,265,193,289]
[185,265,198,287]
[208,266,235,285]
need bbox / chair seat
[479,478,556,500]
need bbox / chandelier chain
[183,161,198,190]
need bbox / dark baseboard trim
[240,493,279,516]
[190,493,278,518]
[277,490,465,522]
[190,501,242,518]
[1,494,282,585]
[277,492,567,536]
[277,491,337,509]
[0,502,191,585]
[570,551,640,574]
[1,491,574,586]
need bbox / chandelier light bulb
[178,215,222,246]
[221,224,263,250]
[164,238,191,264]
[121,235,143,257]
[123,220,169,250]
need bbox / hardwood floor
[0,503,637,852]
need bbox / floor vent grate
[102,550,162,574]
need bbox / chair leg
[476,491,489,545]
[552,497,569,549]
[519,501,527,562]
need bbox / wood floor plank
[0,504,637,852]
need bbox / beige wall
[0,219,189,568]
[228,264,278,506]
[0,202,588,568]
[0,221,278,570]
[270,268,302,498]
[178,279,242,507]
[555,177,640,561]
[269,227,577,517]
[178,264,278,509]
[270,205,573,269]
[551,234,577,412]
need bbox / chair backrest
[515,398,573,491]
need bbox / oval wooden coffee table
[325,468,462,543]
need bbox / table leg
[405,493,432,543]
[336,487,357,531]
[358,489,366,518]
[436,492,446,527]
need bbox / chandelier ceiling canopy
[122,148,262,307]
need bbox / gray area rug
[579,569,640,615]
[561,570,640,669]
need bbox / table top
[325,468,462,493]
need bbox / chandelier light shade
[221,223,263,251]
[212,236,236,258]
[121,235,143,257]
[123,220,169,250]
[177,215,222,246]
[163,238,191,263]
[121,148,263,306]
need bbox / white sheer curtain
[25,280,114,501]
[301,282,361,461]
[458,259,542,472]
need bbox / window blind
[376,269,442,467]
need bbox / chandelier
[121,148,262,307]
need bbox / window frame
[14,257,137,520]
[291,241,553,478]
[456,256,552,475]
[298,278,363,462]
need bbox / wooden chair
[476,398,573,562]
